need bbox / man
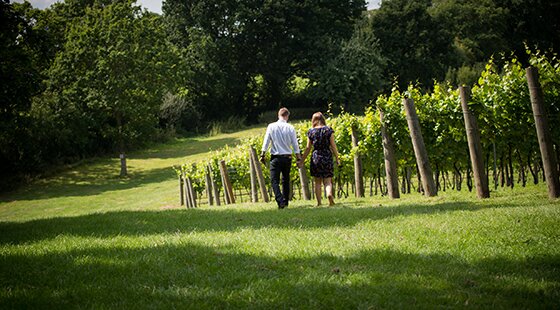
[260,108,303,209]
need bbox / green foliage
[528,49,560,147]
[180,51,560,197]
[45,0,174,153]
[159,92,203,133]
[369,0,456,89]
[163,0,366,115]
[0,0,44,186]
[311,14,388,112]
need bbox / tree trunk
[466,162,473,192]
[527,152,538,185]
[115,113,127,177]
[377,167,384,196]
[435,163,440,191]
[453,162,462,191]
[416,164,423,194]
[517,150,527,187]
[500,154,508,188]
[508,145,514,189]
[493,143,498,190]
[403,98,437,196]
[406,167,412,194]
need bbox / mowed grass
[0,126,265,221]
[1,127,559,309]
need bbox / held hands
[336,158,341,167]
[259,154,266,165]
[296,157,304,168]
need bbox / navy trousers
[269,156,292,208]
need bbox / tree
[47,0,172,176]
[311,13,387,111]
[493,0,560,63]
[369,0,455,89]
[163,0,366,117]
[431,0,508,64]
[0,0,42,187]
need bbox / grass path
[0,126,265,222]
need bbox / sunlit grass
[0,126,265,222]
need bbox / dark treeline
[1,0,559,190]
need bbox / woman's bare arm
[330,134,340,165]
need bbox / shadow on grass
[1,239,558,308]
[0,201,521,245]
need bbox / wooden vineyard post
[526,67,560,198]
[379,110,400,199]
[179,173,185,206]
[187,177,197,208]
[219,162,231,204]
[208,164,221,206]
[183,172,192,208]
[219,160,236,204]
[351,125,364,197]
[249,153,259,203]
[205,166,214,206]
[298,166,311,200]
[250,147,270,202]
[403,98,438,197]
[460,86,490,198]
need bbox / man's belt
[271,154,292,158]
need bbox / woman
[302,112,341,206]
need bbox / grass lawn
[1,127,559,309]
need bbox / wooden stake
[183,172,191,208]
[403,98,437,197]
[249,153,259,202]
[298,167,311,200]
[351,125,364,197]
[187,177,197,208]
[219,160,236,204]
[208,163,221,206]
[379,110,400,199]
[526,67,560,198]
[250,147,269,202]
[179,174,184,206]
[460,86,490,198]
[205,166,214,206]
[219,164,231,204]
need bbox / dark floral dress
[307,126,334,178]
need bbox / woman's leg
[324,177,335,205]
[314,177,323,206]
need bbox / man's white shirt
[262,119,301,155]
